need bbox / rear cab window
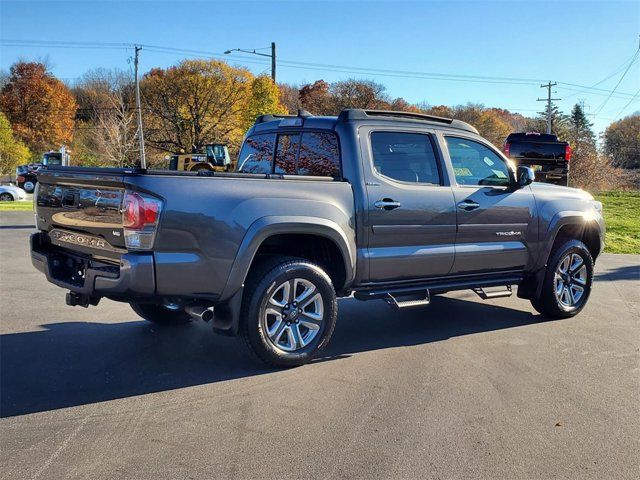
[370,131,442,185]
[237,134,276,174]
[238,130,341,178]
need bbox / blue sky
[1,0,638,134]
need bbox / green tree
[604,114,640,169]
[0,112,31,173]
[525,101,569,139]
[567,103,596,159]
[242,76,287,131]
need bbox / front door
[362,128,457,282]
[442,135,537,274]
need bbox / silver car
[0,184,28,202]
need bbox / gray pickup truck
[31,109,605,367]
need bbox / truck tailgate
[508,140,566,161]
[35,169,127,259]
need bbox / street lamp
[224,42,276,82]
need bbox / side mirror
[516,166,535,187]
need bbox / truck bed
[33,165,355,303]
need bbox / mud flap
[212,287,244,336]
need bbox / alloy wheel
[261,278,324,353]
[554,253,588,309]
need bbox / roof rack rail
[255,109,313,124]
[337,109,478,134]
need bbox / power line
[593,48,640,115]
[614,87,640,119]
[562,51,640,100]
[3,38,638,97]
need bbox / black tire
[0,193,14,202]
[22,181,35,193]
[130,302,191,325]
[240,256,338,368]
[531,239,594,319]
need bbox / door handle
[374,199,401,211]
[457,199,480,211]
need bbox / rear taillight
[504,142,511,157]
[122,190,162,250]
[17,175,25,183]
[565,144,572,162]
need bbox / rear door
[442,135,537,274]
[361,127,457,282]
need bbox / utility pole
[134,45,146,169]
[537,81,561,134]
[271,42,276,83]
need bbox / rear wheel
[0,193,14,202]
[240,256,338,368]
[531,239,594,319]
[130,302,191,325]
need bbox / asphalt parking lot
[1,211,638,480]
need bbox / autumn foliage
[0,62,77,154]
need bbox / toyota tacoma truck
[30,109,605,367]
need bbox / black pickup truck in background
[504,132,572,186]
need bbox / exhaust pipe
[185,305,214,322]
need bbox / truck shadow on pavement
[1,295,542,418]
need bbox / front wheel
[0,193,14,202]
[531,239,594,319]
[130,302,191,325]
[22,181,36,193]
[241,256,338,368]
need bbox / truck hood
[529,182,594,201]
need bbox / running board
[385,291,431,309]
[354,275,523,302]
[473,285,512,300]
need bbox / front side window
[274,134,300,174]
[370,131,441,184]
[298,132,340,177]
[237,134,275,173]
[445,137,511,186]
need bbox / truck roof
[249,109,479,135]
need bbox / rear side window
[298,132,340,177]
[237,134,275,173]
[370,131,441,184]
[274,134,300,174]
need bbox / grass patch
[595,191,640,254]
[0,200,33,212]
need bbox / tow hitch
[66,291,100,308]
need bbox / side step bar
[354,275,523,302]
[473,285,512,300]
[385,290,431,309]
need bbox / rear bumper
[30,232,155,299]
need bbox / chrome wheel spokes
[555,252,588,308]
[262,278,324,352]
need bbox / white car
[0,184,28,202]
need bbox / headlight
[592,201,603,214]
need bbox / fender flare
[532,210,599,298]
[219,215,356,301]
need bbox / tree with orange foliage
[0,62,77,154]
